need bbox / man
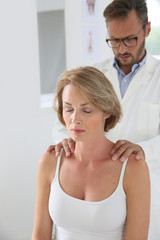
[49,0,160,238]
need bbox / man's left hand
[111,140,145,162]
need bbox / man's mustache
[117,53,132,57]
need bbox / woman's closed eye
[83,109,91,113]
[65,109,91,113]
[81,106,93,113]
[65,108,73,112]
[63,106,73,112]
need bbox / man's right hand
[46,138,75,157]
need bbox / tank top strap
[119,158,128,187]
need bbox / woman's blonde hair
[54,66,122,132]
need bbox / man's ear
[145,22,151,37]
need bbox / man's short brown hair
[103,0,148,26]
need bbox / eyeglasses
[106,23,147,48]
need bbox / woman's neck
[74,136,114,165]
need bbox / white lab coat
[95,52,160,172]
[52,52,160,239]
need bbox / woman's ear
[104,113,111,119]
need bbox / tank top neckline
[52,150,127,205]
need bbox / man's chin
[117,58,134,67]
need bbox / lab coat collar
[121,52,159,103]
[105,52,158,103]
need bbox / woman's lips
[71,129,85,134]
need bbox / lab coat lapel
[105,66,122,103]
[122,53,155,103]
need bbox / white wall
[37,0,64,12]
[0,1,55,239]
[0,1,114,239]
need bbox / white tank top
[49,152,128,240]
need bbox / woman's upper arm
[32,152,57,240]
[124,158,150,240]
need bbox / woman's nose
[72,111,81,124]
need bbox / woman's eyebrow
[64,102,72,106]
[80,103,89,106]
[63,102,89,106]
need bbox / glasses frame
[106,23,147,48]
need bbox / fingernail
[66,152,70,157]
[120,157,125,162]
[56,152,60,157]
[112,155,117,161]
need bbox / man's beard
[115,40,145,67]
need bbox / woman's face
[62,84,109,142]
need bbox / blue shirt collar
[113,51,147,75]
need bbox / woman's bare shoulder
[39,150,57,165]
[38,150,58,184]
[124,156,150,192]
[127,155,149,174]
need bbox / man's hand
[111,140,145,162]
[46,138,75,157]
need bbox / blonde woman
[32,66,150,240]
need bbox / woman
[32,66,150,240]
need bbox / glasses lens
[107,37,138,48]
[124,38,137,47]
[107,39,120,48]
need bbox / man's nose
[119,41,128,54]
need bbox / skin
[48,10,151,162]
[32,85,150,239]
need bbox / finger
[112,142,131,161]
[135,150,145,161]
[111,140,128,155]
[68,138,75,153]
[46,145,55,153]
[55,142,63,157]
[62,139,72,157]
[119,147,137,162]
